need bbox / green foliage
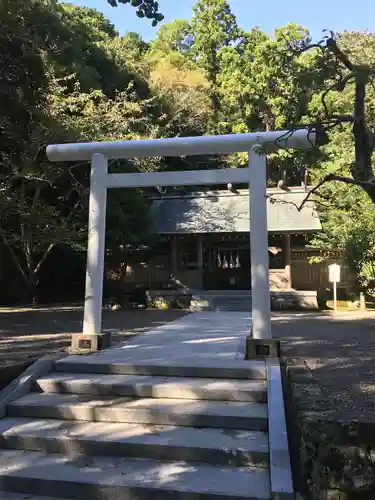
[306,31,375,292]
[106,0,164,26]
[149,20,193,68]
[0,0,163,302]
[346,214,375,292]
[309,188,375,292]
[190,0,242,125]
[2,0,375,301]
[0,0,49,168]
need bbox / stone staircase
[0,356,293,500]
[191,290,253,312]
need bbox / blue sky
[64,0,374,42]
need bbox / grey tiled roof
[150,189,321,234]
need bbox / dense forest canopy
[1,0,375,301]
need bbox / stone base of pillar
[245,337,280,360]
[70,332,111,354]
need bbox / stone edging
[282,359,310,499]
[283,358,375,500]
[0,352,69,419]
[267,358,295,499]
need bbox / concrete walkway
[68,311,252,364]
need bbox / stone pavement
[64,309,375,424]
[66,311,252,365]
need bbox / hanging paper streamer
[222,253,228,269]
[235,252,240,268]
[217,252,222,268]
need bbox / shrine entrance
[47,128,315,340]
[203,241,251,290]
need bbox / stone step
[192,292,252,298]
[215,306,252,311]
[211,298,252,302]
[191,305,252,312]
[0,449,271,500]
[36,373,267,403]
[216,299,252,301]
[213,300,251,303]
[212,301,252,310]
[0,417,269,467]
[54,358,266,380]
[7,393,268,430]
[192,296,253,312]
[213,300,252,304]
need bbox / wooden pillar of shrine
[197,235,203,289]
[171,235,178,277]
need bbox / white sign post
[328,263,341,311]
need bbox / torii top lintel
[46,129,316,162]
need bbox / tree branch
[298,174,375,210]
[326,38,355,71]
[0,226,28,284]
[33,243,55,277]
[321,74,356,120]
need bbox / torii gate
[47,129,315,353]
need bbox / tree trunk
[351,79,375,202]
[209,45,219,124]
[21,271,38,305]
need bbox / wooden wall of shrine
[122,233,355,292]
[124,233,293,291]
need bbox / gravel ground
[272,311,375,422]
[0,306,188,368]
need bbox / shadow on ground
[273,312,375,421]
[0,308,187,370]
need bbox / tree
[0,0,49,171]
[0,104,87,303]
[149,59,210,136]
[190,0,242,125]
[109,0,375,206]
[0,0,165,302]
[291,31,375,205]
[282,31,375,293]
[3,0,375,302]
[106,0,164,26]
[109,32,150,77]
[0,0,80,302]
[148,21,210,137]
[148,19,193,68]
[217,24,316,173]
[308,180,375,293]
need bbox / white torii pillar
[249,147,271,340]
[47,129,315,350]
[83,153,108,336]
